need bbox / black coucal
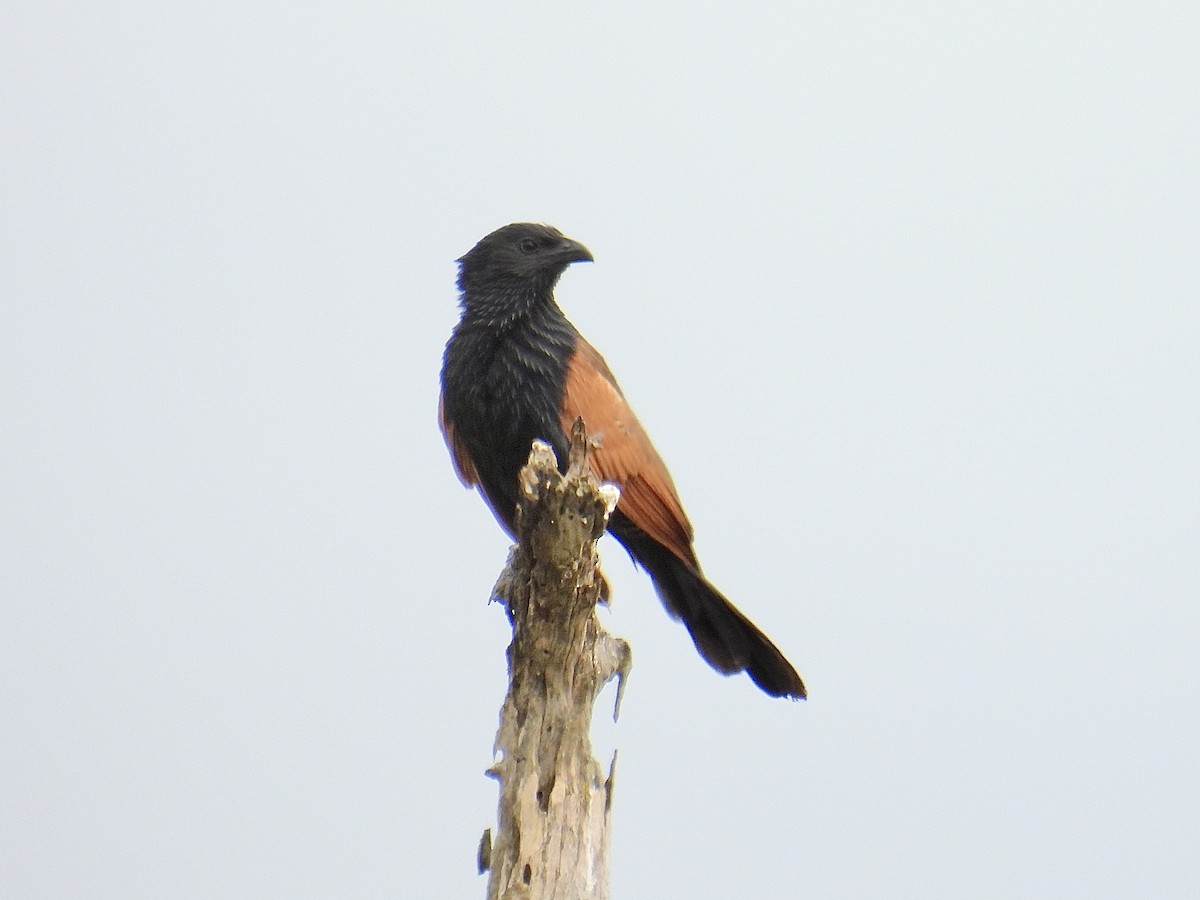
[439,222,806,699]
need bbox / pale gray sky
[2,2,1197,898]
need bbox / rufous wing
[438,393,479,487]
[560,339,698,568]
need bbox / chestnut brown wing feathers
[438,394,479,488]
[560,339,698,568]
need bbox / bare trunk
[480,421,631,900]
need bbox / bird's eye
[519,238,538,253]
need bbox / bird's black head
[456,223,593,307]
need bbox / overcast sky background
[3,3,1198,898]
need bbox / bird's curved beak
[558,237,594,264]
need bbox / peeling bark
[482,421,631,900]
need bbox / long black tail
[613,521,806,699]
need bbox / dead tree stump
[480,420,631,900]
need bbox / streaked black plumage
[440,223,806,699]
[440,225,585,530]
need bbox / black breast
[441,308,577,525]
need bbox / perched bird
[439,223,806,699]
